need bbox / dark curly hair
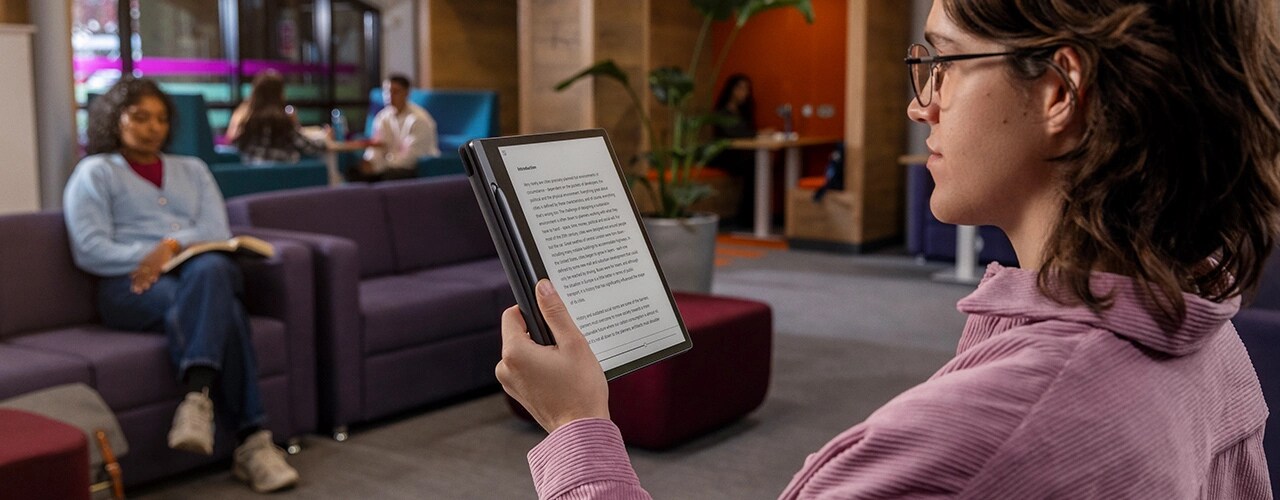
[944,0,1280,321]
[85,77,175,156]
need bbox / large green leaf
[648,67,694,107]
[738,0,814,27]
[690,0,749,20]
[555,60,629,92]
[667,183,716,214]
[695,139,731,166]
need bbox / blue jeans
[98,253,266,432]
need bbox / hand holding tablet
[461,129,693,381]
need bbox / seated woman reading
[63,77,300,493]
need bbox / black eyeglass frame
[904,43,1022,107]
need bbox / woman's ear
[1043,45,1086,136]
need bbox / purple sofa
[225,177,511,437]
[0,211,317,487]
[1234,249,1280,493]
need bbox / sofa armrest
[231,226,365,430]
[232,235,317,436]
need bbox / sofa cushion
[0,212,97,338]
[359,276,499,355]
[225,185,396,278]
[8,318,287,412]
[375,177,496,272]
[409,258,513,316]
[0,345,93,400]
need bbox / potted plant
[555,0,814,293]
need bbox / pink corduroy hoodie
[525,264,1271,499]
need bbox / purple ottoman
[511,292,773,449]
[0,408,90,500]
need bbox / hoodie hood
[957,263,1239,357]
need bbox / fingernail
[537,280,555,297]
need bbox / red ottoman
[0,408,90,500]
[511,292,773,449]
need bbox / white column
[0,24,40,214]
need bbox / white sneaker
[167,391,214,455]
[233,430,299,493]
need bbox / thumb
[535,280,583,345]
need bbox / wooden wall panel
[856,0,911,244]
[648,1,713,145]
[0,0,28,24]
[518,0,593,133]
[423,0,520,135]
[592,0,648,169]
[842,0,910,246]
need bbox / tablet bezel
[463,128,692,380]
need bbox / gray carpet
[135,249,971,499]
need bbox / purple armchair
[226,177,511,438]
[0,211,317,487]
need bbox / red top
[125,156,163,188]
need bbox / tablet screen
[495,136,686,372]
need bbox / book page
[500,137,684,371]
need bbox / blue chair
[1235,249,1280,494]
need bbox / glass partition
[72,0,381,140]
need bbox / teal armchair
[164,93,241,165]
[161,93,329,198]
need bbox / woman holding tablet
[496,0,1280,497]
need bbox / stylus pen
[491,183,555,345]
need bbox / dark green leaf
[695,139,731,166]
[555,60,629,92]
[738,0,814,27]
[690,0,750,20]
[648,67,694,107]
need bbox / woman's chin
[929,197,982,226]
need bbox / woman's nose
[907,96,937,124]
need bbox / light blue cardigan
[63,153,232,277]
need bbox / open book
[160,236,276,273]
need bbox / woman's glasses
[905,43,1022,107]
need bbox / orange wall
[710,0,847,140]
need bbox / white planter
[643,213,719,294]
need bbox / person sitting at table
[349,73,440,182]
[227,70,330,165]
[713,73,762,229]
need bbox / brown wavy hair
[943,0,1280,320]
[85,77,175,155]
[234,70,295,150]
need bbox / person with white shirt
[351,74,441,182]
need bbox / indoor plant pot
[644,212,719,293]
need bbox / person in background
[227,70,330,165]
[495,0,1280,497]
[712,74,766,229]
[64,77,299,494]
[713,73,758,140]
[350,73,440,182]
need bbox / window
[72,0,381,139]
